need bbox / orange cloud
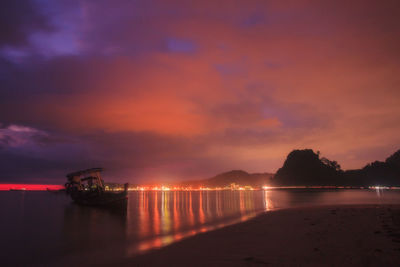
[1,0,399,181]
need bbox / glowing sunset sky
[1,0,399,183]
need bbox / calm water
[2,189,400,265]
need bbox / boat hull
[70,190,128,209]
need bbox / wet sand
[124,204,400,266]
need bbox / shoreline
[123,204,400,266]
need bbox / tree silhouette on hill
[274,149,342,186]
[274,149,400,186]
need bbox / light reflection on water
[2,189,400,265]
[126,191,266,255]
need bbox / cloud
[166,38,198,53]
[0,124,47,148]
[0,0,52,48]
[0,0,400,182]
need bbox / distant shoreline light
[123,185,400,191]
[0,184,398,191]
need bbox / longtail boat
[65,168,128,209]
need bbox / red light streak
[0,184,63,191]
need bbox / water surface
[1,189,400,265]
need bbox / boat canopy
[66,168,103,180]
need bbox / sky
[1,0,400,184]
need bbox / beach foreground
[124,204,400,266]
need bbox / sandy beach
[124,204,400,266]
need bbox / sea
[2,189,400,265]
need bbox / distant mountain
[178,170,273,188]
[274,149,400,186]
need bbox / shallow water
[1,189,400,265]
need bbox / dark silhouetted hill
[274,149,343,186]
[274,149,400,186]
[178,170,273,187]
[345,150,400,186]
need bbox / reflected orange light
[153,191,160,235]
[130,190,270,257]
[216,191,222,217]
[264,190,274,211]
[161,191,171,234]
[152,237,162,248]
[199,191,205,224]
[174,232,183,241]
[173,191,180,231]
[138,191,150,238]
[188,191,195,226]
[239,191,245,214]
